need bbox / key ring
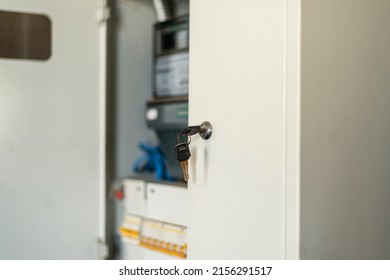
[177,131,191,146]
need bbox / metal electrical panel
[146,15,189,180]
[154,15,189,98]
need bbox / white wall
[301,0,390,259]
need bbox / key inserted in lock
[175,121,212,182]
[178,121,213,140]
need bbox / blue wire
[133,142,174,181]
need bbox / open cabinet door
[0,0,107,259]
[188,0,300,259]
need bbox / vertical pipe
[153,0,167,22]
[97,0,108,258]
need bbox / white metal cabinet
[188,0,291,259]
[0,0,106,259]
[147,183,188,226]
[123,179,147,216]
[189,0,390,260]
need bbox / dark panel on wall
[0,10,51,60]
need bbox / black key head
[175,143,191,162]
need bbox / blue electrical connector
[133,142,174,181]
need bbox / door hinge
[97,0,110,23]
[95,238,109,259]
